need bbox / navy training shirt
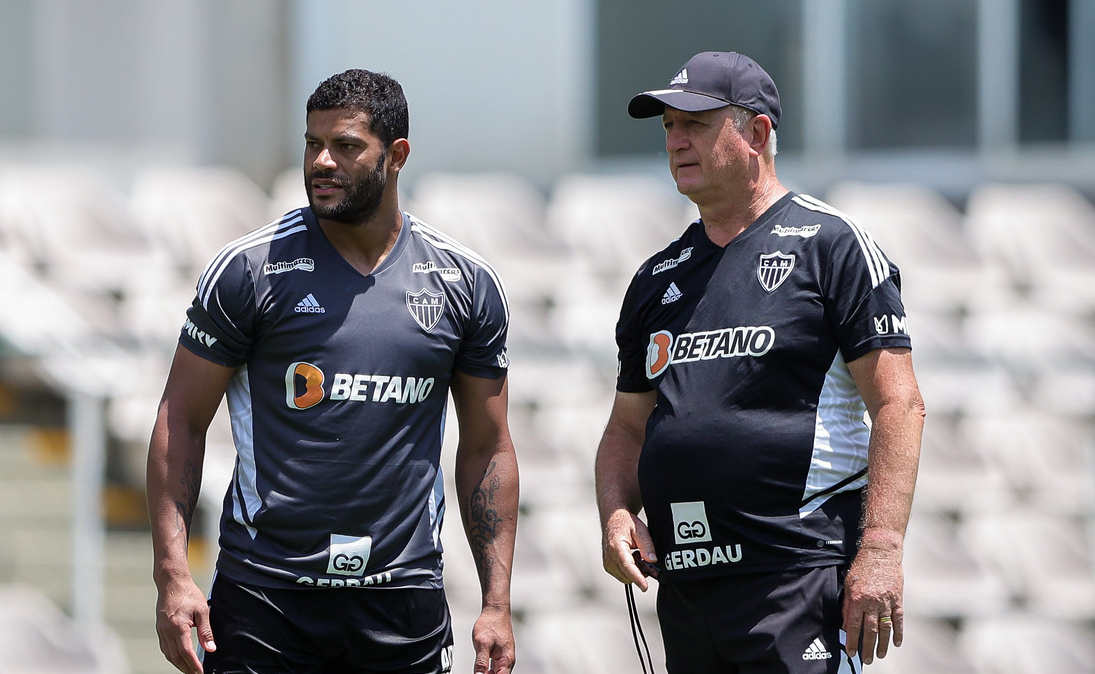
[616,192,912,581]
[179,208,509,590]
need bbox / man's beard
[306,151,387,224]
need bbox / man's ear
[748,114,774,156]
[388,138,411,172]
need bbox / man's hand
[155,576,216,674]
[601,509,658,592]
[842,545,904,665]
[471,604,515,674]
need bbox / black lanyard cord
[625,583,657,674]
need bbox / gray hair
[730,105,778,158]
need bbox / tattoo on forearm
[468,460,502,584]
[174,459,200,537]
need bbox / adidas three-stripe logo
[661,282,683,305]
[802,637,833,661]
[295,293,326,314]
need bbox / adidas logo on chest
[295,293,326,314]
[661,282,683,305]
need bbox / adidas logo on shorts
[802,637,833,661]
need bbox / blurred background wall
[1,1,1094,673]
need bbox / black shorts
[201,574,454,674]
[656,565,861,674]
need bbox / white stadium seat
[966,182,1095,316]
[411,172,568,344]
[958,614,1095,674]
[826,182,1013,318]
[0,164,164,298]
[863,617,977,674]
[963,511,1095,620]
[128,166,270,282]
[959,410,1095,515]
[902,512,1010,619]
[546,172,691,298]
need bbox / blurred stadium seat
[546,172,690,295]
[0,584,130,674]
[411,172,568,344]
[913,412,1010,515]
[901,511,1010,619]
[827,181,1013,320]
[958,613,1095,674]
[863,617,978,674]
[964,510,1095,620]
[959,410,1095,515]
[966,182,1095,317]
[0,165,164,301]
[128,166,270,282]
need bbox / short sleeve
[179,253,257,367]
[615,273,655,393]
[823,228,913,362]
[454,264,510,378]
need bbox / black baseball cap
[627,51,781,128]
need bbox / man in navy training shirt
[148,69,518,674]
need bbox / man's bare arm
[842,347,925,664]
[451,371,519,674]
[147,346,235,674]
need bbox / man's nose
[313,147,336,170]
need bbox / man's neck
[697,177,788,247]
[317,199,403,275]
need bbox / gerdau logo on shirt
[285,362,435,410]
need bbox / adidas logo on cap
[669,68,688,85]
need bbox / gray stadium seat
[913,412,1010,515]
[516,604,664,674]
[964,511,1095,620]
[826,182,1013,319]
[411,172,568,346]
[959,410,1095,515]
[0,164,164,300]
[958,614,1095,674]
[902,512,1010,619]
[862,617,977,674]
[128,166,270,282]
[0,584,130,674]
[546,172,691,297]
[965,182,1095,316]
[961,302,1095,372]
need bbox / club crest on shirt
[757,252,795,292]
[407,288,446,332]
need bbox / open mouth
[310,177,346,195]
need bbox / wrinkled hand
[472,605,515,674]
[601,510,657,592]
[843,546,904,664]
[155,576,215,674]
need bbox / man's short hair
[729,104,778,158]
[307,69,409,147]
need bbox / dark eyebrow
[303,132,367,145]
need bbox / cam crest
[406,288,446,331]
[757,252,795,292]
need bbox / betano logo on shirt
[285,362,436,410]
[645,326,776,378]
